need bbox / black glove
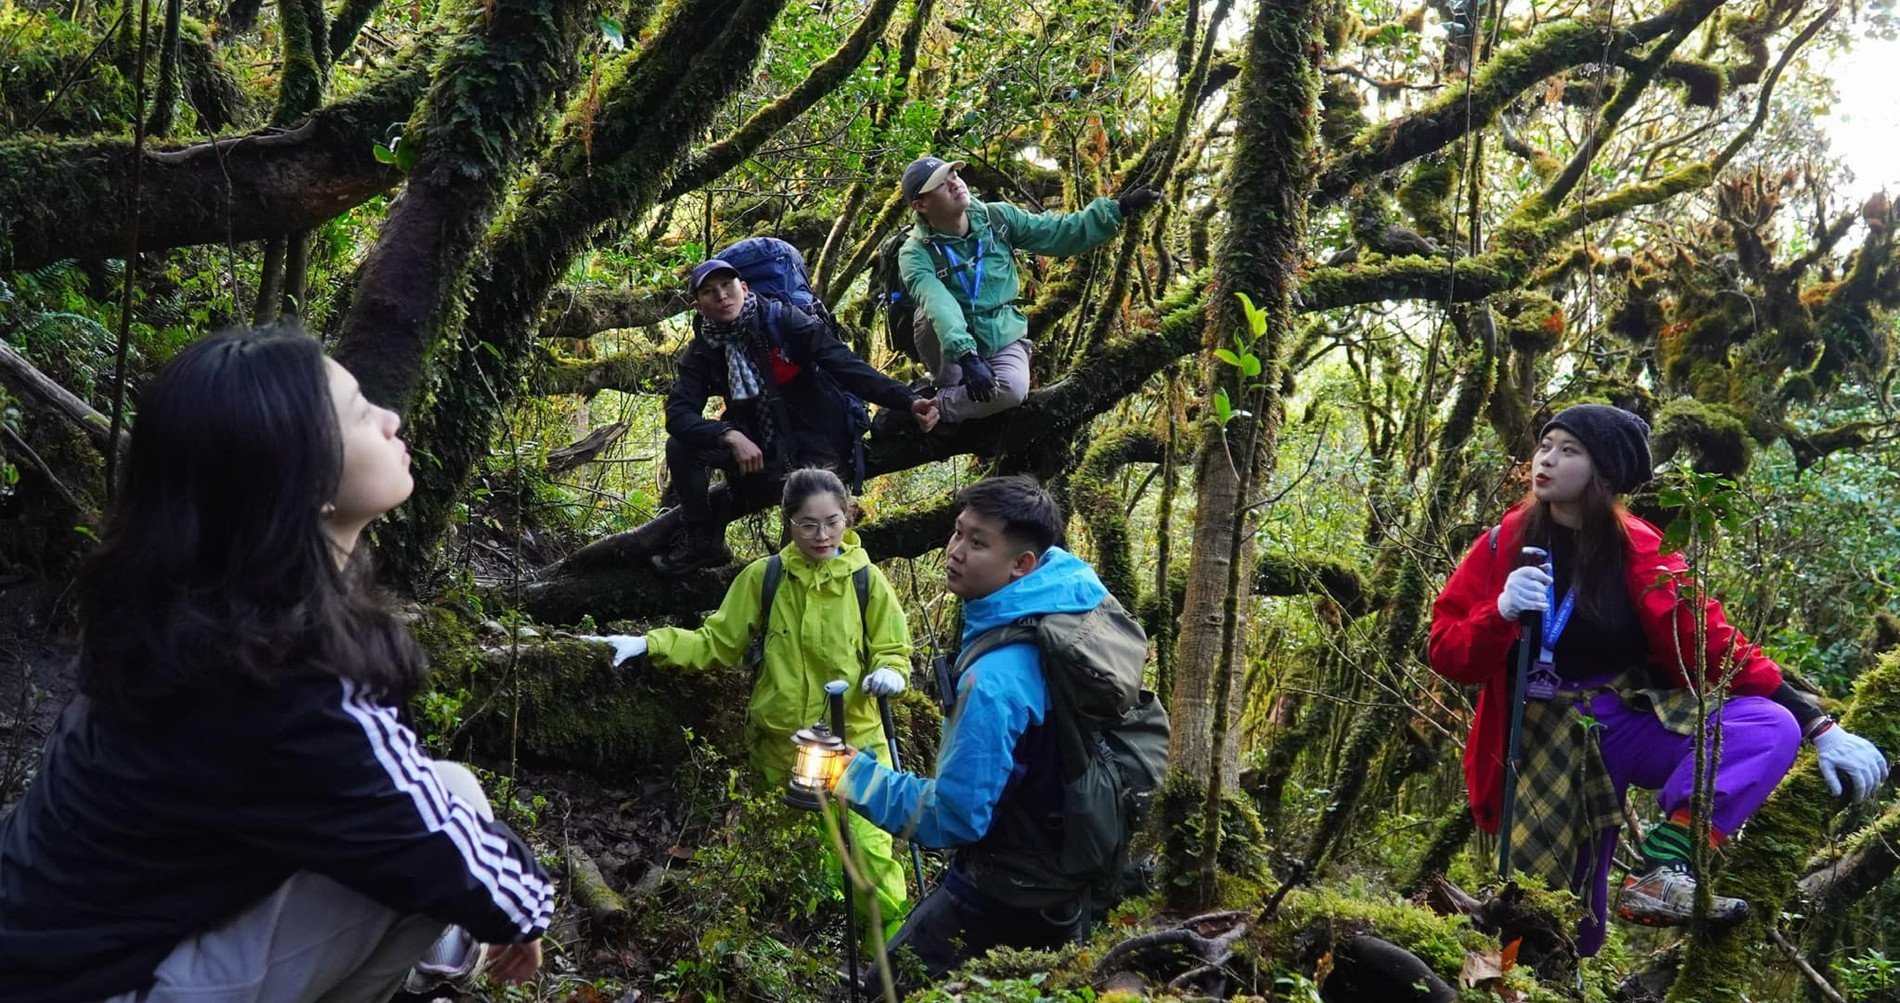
[1117,186,1163,217]
[958,351,997,403]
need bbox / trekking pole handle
[1499,545,1549,879]
[826,680,849,738]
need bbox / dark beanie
[1542,404,1653,494]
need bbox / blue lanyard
[1538,587,1577,662]
[936,238,985,303]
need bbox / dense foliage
[2,0,1898,998]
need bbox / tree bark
[331,0,587,412]
[1167,0,1321,807]
[1,48,431,271]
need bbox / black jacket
[665,300,917,463]
[0,677,555,1002]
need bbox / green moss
[1652,397,1753,478]
[1155,771,1271,907]
[1266,883,1494,977]
[1398,157,1456,238]
[413,607,750,772]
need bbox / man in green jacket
[898,156,1161,422]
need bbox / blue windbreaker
[838,547,1108,847]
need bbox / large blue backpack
[710,237,872,488]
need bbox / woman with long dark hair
[1429,404,1887,955]
[0,327,553,1001]
[589,467,915,941]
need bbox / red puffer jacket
[1427,504,1784,832]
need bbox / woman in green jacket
[596,468,913,934]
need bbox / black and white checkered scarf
[698,292,765,400]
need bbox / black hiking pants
[885,866,1086,985]
[663,438,785,535]
[663,436,845,535]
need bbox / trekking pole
[1497,546,1548,880]
[826,680,860,1003]
[876,693,929,894]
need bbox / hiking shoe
[403,924,484,993]
[650,526,732,575]
[1615,862,1749,929]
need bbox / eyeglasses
[791,516,847,536]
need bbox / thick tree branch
[660,0,902,199]
[1,46,431,271]
[1298,163,1711,310]
[1254,553,1372,616]
[518,282,1210,621]
[536,345,678,396]
[539,285,691,340]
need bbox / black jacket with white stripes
[0,675,555,1002]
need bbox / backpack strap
[759,298,787,354]
[982,201,1009,245]
[758,555,784,637]
[853,565,871,672]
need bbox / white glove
[1814,725,1889,801]
[1496,565,1553,621]
[577,634,647,667]
[862,667,908,697]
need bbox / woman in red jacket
[1429,404,1887,955]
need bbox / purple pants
[1566,690,1799,955]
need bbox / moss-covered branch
[1069,427,1167,610]
[1298,164,1711,311]
[539,285,691,340]
[1253,552,1373,617]
[535,345,677,396]
[661,0,902,199]
[0,45,430,271]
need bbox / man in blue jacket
[832,474,1103,978]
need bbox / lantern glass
[785,723,843,810]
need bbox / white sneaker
[403,924,483,993]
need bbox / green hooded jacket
[899,196,1125,361]
[644,531,912,775]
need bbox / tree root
[1092,909,1251,998]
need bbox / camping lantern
[785,722,846,810]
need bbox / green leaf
[393,137,418,172]
[598,14,625,50]
[1240,353,1262,377]
[1214,388,1233,424]
[1213,348,1241,368]
[372,141,396,164]
[1234,289,1267,338]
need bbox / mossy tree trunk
[330,0,588,413]
[1162,0,1323,910]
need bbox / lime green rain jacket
[644,531,912,775]
[898,196,1125,362]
